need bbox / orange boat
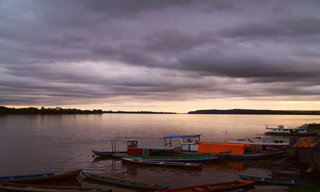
[198,142,284,159]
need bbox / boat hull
[229,150,284,160]
[0,182,110,192]
[115,152,229,162]
[239,174,308,186]
[0,170,80,183]
[81,171,168,190]
[92,150,126,157]
[152,180,255,192]
[121,157,201,168]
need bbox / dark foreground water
[1,114,319,191]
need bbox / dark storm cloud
[0,0,320,106]
[224,18,320,38]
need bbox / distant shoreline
[2,106,320,115]
[0,106,175,115]
[188,109,320,115]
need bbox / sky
[1,0,320,113]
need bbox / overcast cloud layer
[1,0,320,109]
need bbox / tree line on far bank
[0,106,103,114]
[0,106,176,115]
[188,109,320,115]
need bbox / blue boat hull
[239,174,308,186]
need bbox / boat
[229,137,289,149]
[239,174,309,186]
[115,152,229,162]
[198,142,284,160]
[229,150,284,160]
[265,125,317,136]
[92,150,126,157]
[151,180,255,192]
[80,170,168,190]
[0,170,80,183]
[121,157,202,168]
[0,182,110,192]
[92,138,138,157]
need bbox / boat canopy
[163,135,201,150]
[110,138,138,152]
[163,134,201,139]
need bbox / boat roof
[163,134,201,139]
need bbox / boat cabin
[111,138,138,152]
[163,134,201,152]
[198,142,250,155]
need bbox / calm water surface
[1,114,319,191]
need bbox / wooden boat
[151,180,255,192]
[80,170,168,190]
[229,150,284,160]
[239,174,309,186]
[92,138,138,157]
[121,157,201,168]
[115,152,229,162]
[0,182,110,192]
[92,150,126,157]
[0,170,80,183]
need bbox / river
[0,114,319,191]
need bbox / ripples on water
[0,114,319,191]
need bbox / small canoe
[121,157,201,168]
[239,174,309,186]
[80,171,168,190]
[0,170,80,183]
[0,182,110,192]
[229,150,284,160]
[152,180,255,192]
[92,150,126,157]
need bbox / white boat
[229,137,289,147]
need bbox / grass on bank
[300,123,320,132]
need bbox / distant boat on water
[265,125,317,136]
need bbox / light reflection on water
[0,114,319,191]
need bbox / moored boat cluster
[1,126,319,192]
